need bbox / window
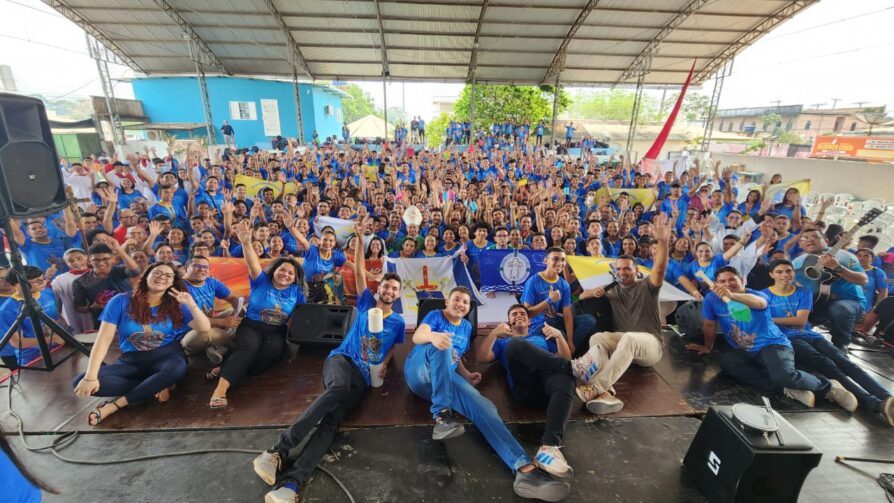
[718,121,725,131]
[323,105,334,116]
[776,121,782,128]
[850,122,857,131]
[335,107,343,122]
[786,120,793,131]
[762,122,769,131]
[804,120,812,130]
[229,101,257,120]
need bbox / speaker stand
[0,218,91,371]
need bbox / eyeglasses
[149,270,175,280]
[190,264,210,271]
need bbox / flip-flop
[204,368,221,382]
[87,400,120,426]
[209,397,228,409]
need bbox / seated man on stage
[574,214,673,415]
[521,247,596,355]
[686,266,858,411]
[179,256,242,365]
[404,287,570,502]
[477,304,604,480]
[252,224,405,503]
[792,229,868,351]
[72,263,210,424]
[763,259,893,425]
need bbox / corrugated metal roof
[43,0,817,85]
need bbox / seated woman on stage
[404,287,570,502]
[208,220,306,408]
[72,262,210,425]
[762,259,893,425]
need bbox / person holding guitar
[792,228,869,351]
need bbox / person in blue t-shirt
[252,229,406,501]
[792,228,868,349]
[477,304,605,480]
[179,256,241,363]
[1,428,55,502]
[521,248,596,354]
[764,259,892,423]
[856,248,888,313]
[289,225,346,304]
[211,220,307,409]
[10,218,75,277]
[73,262,210,425]
[404,287,570,501]
[0,267,67,370]
[686,266,857,410]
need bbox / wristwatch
[832,265,844,274]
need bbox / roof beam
[372,0,390,77]
[152,0,229,74]
[543,0,601,83]
[615,0,710,85]
[467,0,489,81]
[694,0,817,82]
[40,0,148,73]
[262,0,313,79]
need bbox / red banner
[643,61,696,160]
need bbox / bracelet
[82,378,97,382]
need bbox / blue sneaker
[534,445,574,480]
[571,345,602,384]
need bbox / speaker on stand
[0,93,90,371]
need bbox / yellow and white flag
[763,178,810,205]
[566,256,693,301]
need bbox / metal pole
[292,69,304,145]
[86,33,126,150]
[188,37,215,148]
[383,77,388,145]
[550,75,560,149]
[626,73,644,154]
[470,78,476,136]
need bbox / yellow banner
[234,175,299,198]
[764,178,810,204]
[595,187,657,209]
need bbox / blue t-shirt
[19,236,68,275]
[408,309,472,371]
[0,289,62,360]
[702,289,791,353]
[329,289,406,385]
[245,270,305,325]
[862,267,887,311]
[689,255,728,289]
[521,272,571,334]
[792,249,865,304]
[761,286,822,339]
[185,277,232,316]
[99,293,194,353]
[0,447,40,503]
[303,245,346,281]
[491,334,557,389]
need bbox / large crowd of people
[0,126,892,502]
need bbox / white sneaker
[880,396,894,428]
[585,392,624,415]
[533,445,574,480]
[825,379,858,412]
[265,486,298,503]
[253,451,281,486]
[783,388,815,408]
[571,346,601,384]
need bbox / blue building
[131,76,347,147]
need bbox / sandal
[204,367,221,382]
[87,400,120,426]
[209,396,228,409]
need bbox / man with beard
[252,221,406,503]
[73,242,141,326]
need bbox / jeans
[505,339,575,447]
[219,318,287,387]
[791,336,891,412]
[718,344,830,394]
[273,355,367,484]
[72,342,187,404]
[546,314,597,356]
[404,344,530,473]
[811,298,862,347]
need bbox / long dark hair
[0,428,58,493]
[128,262,187,328]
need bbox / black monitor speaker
[417,298,478,338]
[0,93,69,219]
[287,304,358,346]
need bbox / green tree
[658,92,712,122]
[426,112,453,149]
[451,84,570,130]
[339,84,377,123]
[569,89,658,123]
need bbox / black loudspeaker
[417,298,478,338]
[287,304,358,346]
[683,406,822,503]
[0,93,69,218]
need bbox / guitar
[794,208,882,303]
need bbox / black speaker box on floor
[417,298,478,338]
[287,304,357,346]
[0,93,69,218]
[683,406,822,503]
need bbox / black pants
[1,354,19,370]
[874,297,894,340]
[219,318,286,387]
[505,339,575,447]
[273,355,366,484]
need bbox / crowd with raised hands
[0,130,892,502]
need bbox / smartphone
[470,201,478,212]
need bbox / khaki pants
[588,331,663,395]
[180,309,234,356]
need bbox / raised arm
[650,214,671,288]
[353,218,369,294]
[233,220,262,279]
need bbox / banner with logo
[385,254,482,325]
[763,178,811,205]
[594,187,657,210]
[566,256,693,302]
[479,249,548,293]
[313,216,357,246]
[234,174,299,198]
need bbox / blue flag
[479,249,548,293]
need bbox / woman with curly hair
[72,262,210,425]
[208,220,307,408]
